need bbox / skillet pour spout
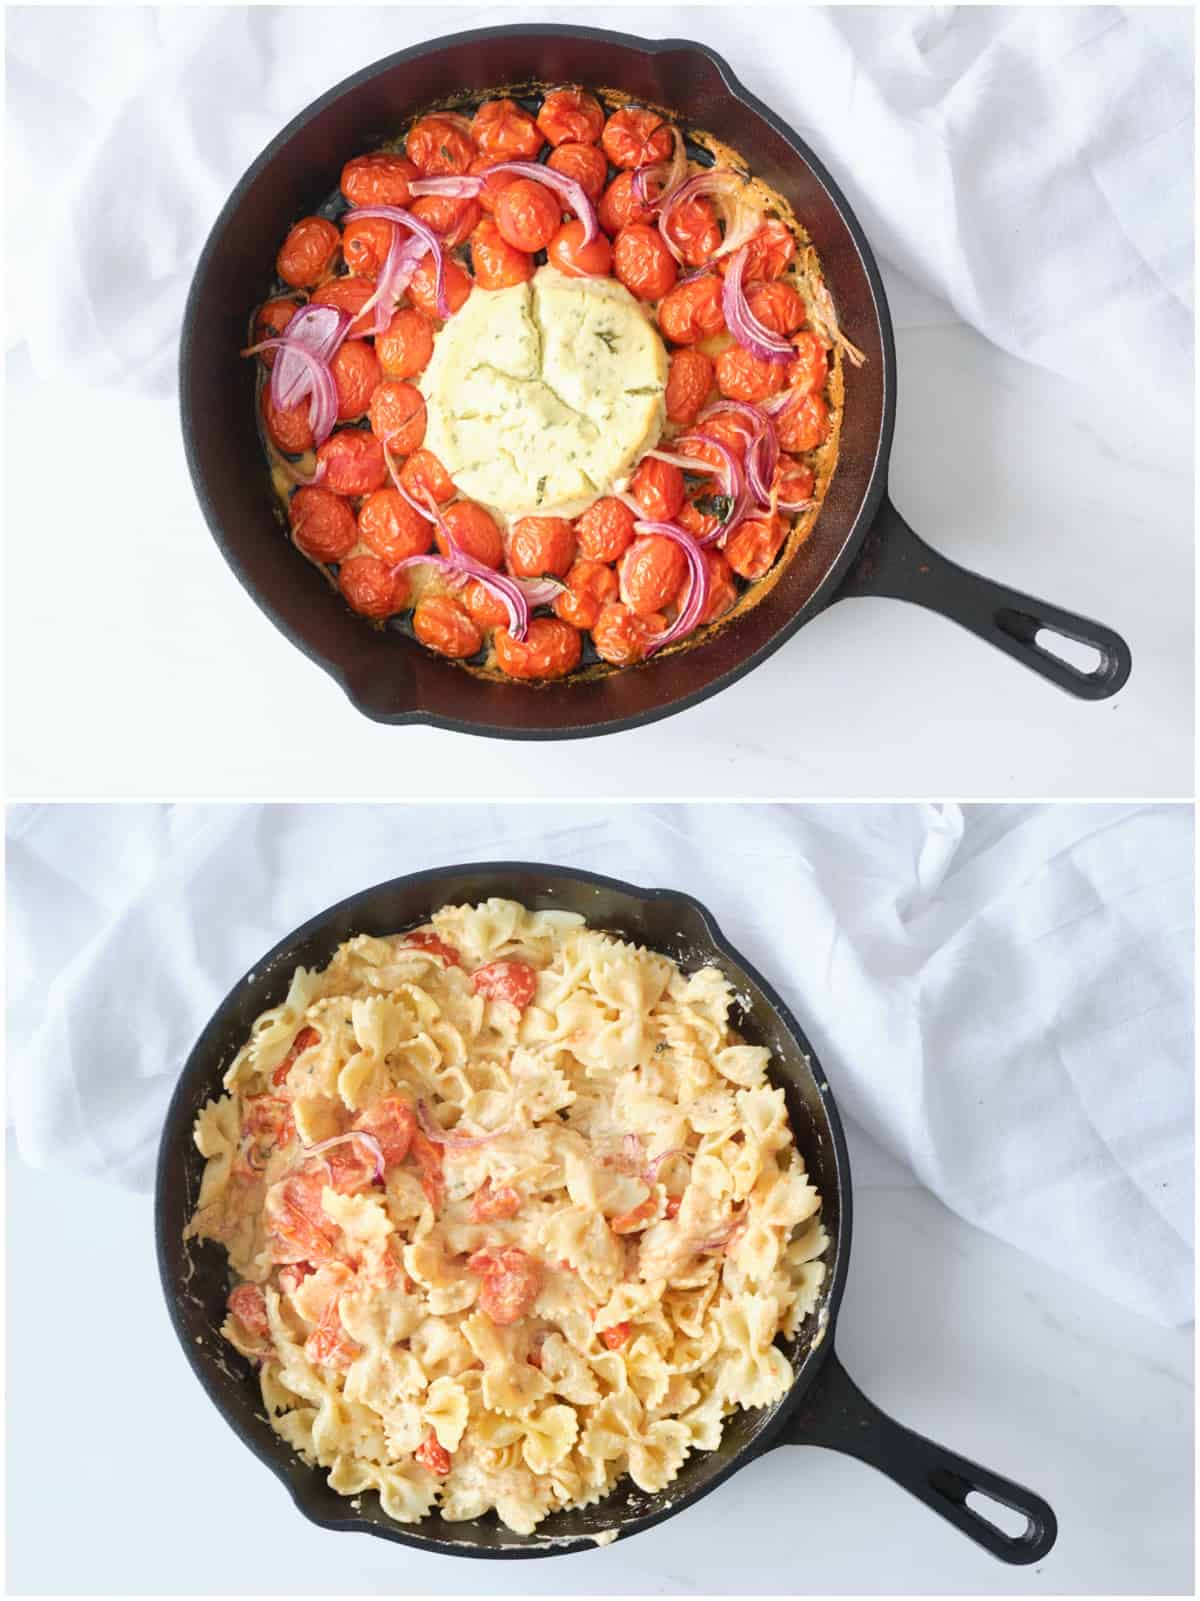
[156,861,1058,1563]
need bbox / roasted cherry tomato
[665,348,715,424]
[471,1178,523,1222]
[403,931,462,966]
[787,331,829,398]
[289,486,357,561]
[493,616,582,680]
[227,1283,269,1337]
[591,602,666,665]
[241,1095,293,1171]
[376,307,435,379]
[537,88,605,147]
[272,1024,320,1088]
[357,488,433,562]
[600,1321,632,1350]
[691,411,752,462]
[368,380,427,455]
[601,107,672,169]
[724,512,788,579]
[701,549,738,623]
[463,579,511,630]
[311,275,378,337]
[665,1195,682,1219]
[472,97,543,159]
[598,170,656,235]
[494,178,562,252]
[467,1245,542,1325]
[415,1431,453,1477]
[612,223,677,301]
[575,496,636,563]
[410,1128,445,1212]
[656,274,725,344]
[472,959,539,1010]
[330,339,382,421]
[408,254,472,319]
[260,386,313,454]
[546,141,608,202]
[746,279,806,336]
[547,219,613,278]
[253,296,300,365]
[406,115,476,176]
[470,154,521,214]
[662,195,721,268]
[353,1096,417,1167]
[469,216,533,290]
[340,151,419,208]
[339,554,408,618]
[631,456,685,522]
[277,1261,315,1296]
[731,218,796,283]
[438,500,503,568]
[412,594,483,658]
[507,516,576,579]
[324,1136,382,1195]
[554,559,619,630]
[677,497,721,542]
[410,193,482,249]
[276,216,340,288]
[316,429,388,496]
[776,391,829,453]
[267,1168,340,1264]
[341,215,395,278]
[401,449,456,504]
[611,1195,656,1233]
[619,534,687,616]
[305,1298,359,1371]
[715,343,787,403]
[775,459,816,508]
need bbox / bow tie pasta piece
[715,1294,794,1410]
[423,1375,470,1452]
[521,1403,580,1474]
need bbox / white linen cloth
[6,802,1193,1326]
[5,5,1193,410]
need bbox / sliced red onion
[487,161,598,245]
[622,1133,643,1167]
[514,576,567,607]
[267,305,351,410]
[644,447,723,480]
[246,336,339,445]
[390,551,469,591]
[632,519,710,653]
[631,126,688,210]
[644,1147,686,1183]
[415,1098,510,1150]
[722,244,794,364]
[409,174,485,200]
[613,488,644,518]
[694,399,777,511]
[658,169,761,266]
[777,494,816,514]
[345,206,450,319]
[761,389,797,418]
[357,229,431,336]
[303,1132,385,1184]
[805,275,868,368]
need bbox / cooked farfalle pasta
[186,899,827,1536]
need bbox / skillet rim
[154,858,854,1558]
[178,23,898,739]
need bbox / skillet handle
[780,1349,1057,1565]
[837,497,1131,699]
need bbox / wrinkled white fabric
[6,802,1192,1326]
[5,5,1192,407]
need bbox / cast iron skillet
[156,862,1057,1564]
[181,25,1131,739]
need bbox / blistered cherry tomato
[469,216,533,290]
[311,275,378,337]
[471,1178,523,1222]
[412,594,483,658]
[538,88,605,147]
[267,1168,340,1264]
[729,218,795,283]
[492,616,582,680]
[406,115,476,176]
[746,279,805,336]
[665,1195,682,1220]
[612,224,677,302]
[241,1095,294,1171]
[341,215,394,278]
[776,391,829,453]
[470,154,520,214]
[415,1432,452,1477]
[401,449,456,504]
[409,1129,445,1212]
[775,459,816,508]
[665,348,715,424]
[261,385,313,454]
[473,959,538,1010]
[656,274,725,344]
[290,486,357,561]
[254,296,300,366]
[612,1195,656,1234]
[376,307,435,379]
[472,98,543,159]
[507,516,576,579]
[631,457,685,522]
[554,559,619,630]
[598,170,656,235]
[601,107,672,169]
[354,1096,417,1167]
[674,433,731,480]
[227,1283,269,1337]
[403,931,462,966]
[691,411,752,462]
[325,1136,381,1195]
[467,1245,542,1325]
[591,602,666,665]
[677,497,721,543]
[276,216,339,288]
[715,344,786,403]
[788,331,829,398]
[340,151,419,208]
[575,497,636,563]
[662,195,721,268]
[601,1321,632,1350]
[339,554,408,617]
[701,550,738,623]
[439,500,503,568]
[331,339,382,421]
[316,429,388,496]
[410,193,481,249]
[619,534,687,616]
[463,580,510,630]
[408,254,472,319]
[548,219,613,278]
[724,512,788,579]
[305,1299,359,1370]
[494,178,562,252]
[272,1024,320,1088]
[368,379,427,455]
[357,488,433,562]
[546,141,608,202]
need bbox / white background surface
[4,4,1194,798]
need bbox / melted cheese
[419,266,667,519]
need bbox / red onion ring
[631,519,710,653]
[644,1147,687,1183]
[259,305,350,411]
[408,175,485,200]
[657,170,761,266]
[721,244,794,364]
[486,160,598,245]
[345,205,450,319]
[631,126,688,211]
[245,336,339,444]
[777,493,817,514]
[415,1098,510,1150]
[303,1131,386,1184]
[357,229,430,336]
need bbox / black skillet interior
[156,863,1057,1564]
